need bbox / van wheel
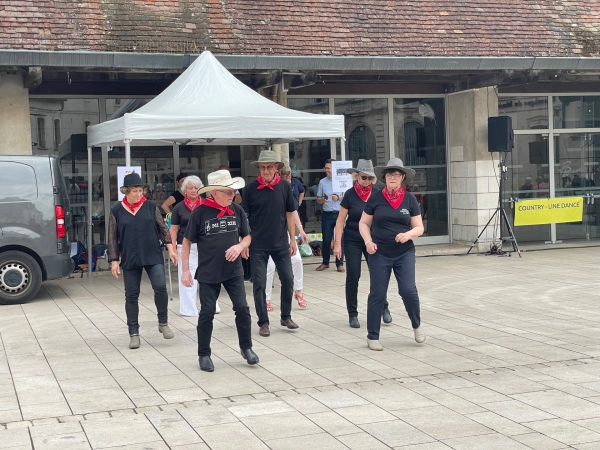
[0,251,43,305]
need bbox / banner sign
[117,166,142,201]
[514,197,584,226]
[331,160,353,192]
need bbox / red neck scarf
[382,187,405,209]
[354,181,372,202]
[122,196,147,213]
[203,196,233,217]
[257,173,281,190]
[184,196,202,212]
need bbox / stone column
[448,87,499,250]
[0,71,31,155]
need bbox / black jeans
[344,238,388,318]
[251,247,293,326]
[197,276,252,357]
[123,264,168,336]
[322,211,343,267]
[366,250,420,340]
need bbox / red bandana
[257,173,281,190]
[184,197,202,212]
[354,181,373,202]
[382,187,405,209]
[122,196,147,213]
[203,196,234,217]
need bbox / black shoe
[241,348,259,365]
[199,356,214,372]
[349,317,360,328]
[382,308,393,324]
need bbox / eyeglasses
[385,172,403,179]
[258,164,277,171]
[360,175,375,181]
[215,189,235,196]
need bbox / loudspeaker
[488,116,514,153]
[528,141,548,165]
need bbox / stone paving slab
[1,247,600,449]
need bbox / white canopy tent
[84,50,345,276]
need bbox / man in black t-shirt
[181,170,258,372]
[242,150,299,337]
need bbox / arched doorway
[348,125,376,165]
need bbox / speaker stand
[467,154,522,258]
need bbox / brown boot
[259,324,270,337]
[315,264,329,271]
[280,318,299,329]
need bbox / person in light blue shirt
[316,159,344,272]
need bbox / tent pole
[125,139,131,166]
[87,146,93,279]
[340,137,346,160]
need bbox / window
[348,125,376,164]
[0,162,37,202]
[53,119,61,150]
[37,118,46,149]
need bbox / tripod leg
[500,207,522,258]
[467,209,499,254]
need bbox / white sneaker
[414,326,426,343]
[367,339,383,351]
[215,301,221,314]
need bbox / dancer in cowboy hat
[108,172,178,350]
[242,150,299,337]
[181,170,258,372]
[334,159,391,329]
[359,158,426,351]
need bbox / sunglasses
[258,164,277,171]
[215,189,235,196]
[360,175,375,181]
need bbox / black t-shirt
[363,190,421,257]
[184,202,249,283]
[171,201,197,245]
[242,179,296,251]
[340,186,380,243]
[170,190,185,206]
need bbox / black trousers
[251,247,293,326]
[122,263,168,336]
[367,250,420,340]
[322,211,344,267]
[197,276,253,356]
[344,238,388,318]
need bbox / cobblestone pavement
[1,247,600,449]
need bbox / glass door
[555,133,600,241]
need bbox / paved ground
[1,246,600,450]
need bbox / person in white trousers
[170,175,220,316]
[265,210,308,311]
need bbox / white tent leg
[87,146,93,279]
[125,139,131,166]
[340,137,346,160]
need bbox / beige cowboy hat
[374,158,416,183]
[347,159,377,184]
[198,170,245,195]
[251,150,284,169]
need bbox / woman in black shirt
[170,175,222,317]
[108,173,178,350]
[359,159,425,351]
[161,173,187,214]
[334,160,391,329]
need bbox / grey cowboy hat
[251,150,284,169]
[347,159,377,183]
[198,170,245,195]
[374,158,416,183]
[122,172,145,187]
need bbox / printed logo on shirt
[400,208,410,215]
[204,216,238,235]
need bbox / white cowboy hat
[198,170,245,195]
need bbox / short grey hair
[181,175,203,192]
